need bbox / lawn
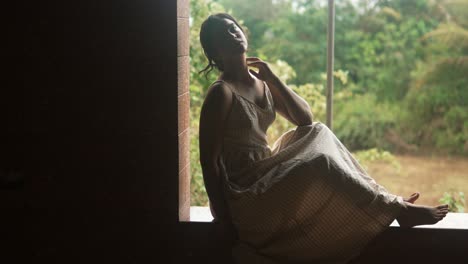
[365,155,468,209]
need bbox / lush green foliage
[189,0,468,206]
[354,148,401,172]
[439,190,466,213]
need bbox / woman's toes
[405,192,420,204]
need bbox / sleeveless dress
[213,80,405,264]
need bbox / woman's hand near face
[246,57,277,82]
[247,57,313,126]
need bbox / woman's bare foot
[397,203,449,228]
[403,192,420,204]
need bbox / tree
[400,0,468,154]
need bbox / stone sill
[190,206,468,229]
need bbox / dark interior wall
[4,1,231,263]
[3,1,183,262]
[2,1,467,264]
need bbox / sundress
[213,79,405,264]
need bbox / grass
[365,155,468,208]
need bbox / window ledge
[389,211,468,229]
[190,206,468,229]
[190,206,214,222]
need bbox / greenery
[189,0,468,206]
[439,190,466,213]
[354,148,401,172]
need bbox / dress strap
[214,79,271,111]
[213,79,237,94]
[214,79,264,94]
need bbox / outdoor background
[188,0,467,212]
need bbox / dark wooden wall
[1,1,467,263]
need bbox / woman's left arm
[247,57,313,126]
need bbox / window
[181,0,468,227]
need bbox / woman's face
[213,18,248,59]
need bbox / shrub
[334,94,397,151]
[439,190,466,213]
[353,148,401,172]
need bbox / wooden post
[326,0,335,129]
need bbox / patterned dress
[213,80,405,264]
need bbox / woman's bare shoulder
[202,81,233,111]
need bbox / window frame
[178,0,468,231]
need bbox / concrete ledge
[390,212,468,229]
[182,208,468,263]
[190,206,468,229]
[190,206,214,222]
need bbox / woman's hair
[199,13,245,78]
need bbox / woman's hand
[210,202,237,244]
[247,57,313,126]
[247,57,277,82]
[213,218,238,245]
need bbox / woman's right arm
[199,82,233,223]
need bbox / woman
[198,13,448,264]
